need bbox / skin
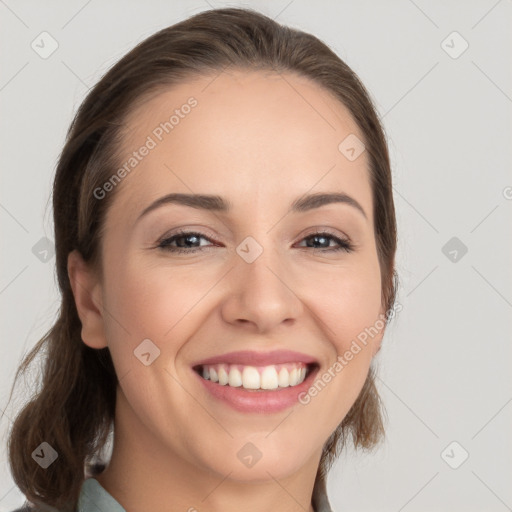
[68,69,386,512]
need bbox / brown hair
[4,7,398,511]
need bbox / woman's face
[73,69,385,481]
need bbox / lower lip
[193,365,319,414]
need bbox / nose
[220,244,303,333]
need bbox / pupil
[179,235,198,247]
[309,235,327,248]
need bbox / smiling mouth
[193,362,318,391]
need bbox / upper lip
[192,350,319,368]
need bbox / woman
[6,7,398,512]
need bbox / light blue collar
[77,478,126,512]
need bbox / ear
[371,303,387,357]
[67,249,108,349]
[372,336,383,357]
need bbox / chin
[200,438,317,482]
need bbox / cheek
[100,256,206,372]
[99,260,205,421]
[295,260,382,430]
[308,257,383,352]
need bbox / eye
[156,229,354,254]
[294,231,354,253]
[157,230,216,254]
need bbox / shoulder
[9,462,108,512]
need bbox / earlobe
[67,249,108,349]
[371,305,387,357]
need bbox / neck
[95,388,320,512]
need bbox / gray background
[1,1,511,511]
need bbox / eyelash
[156,229,354,254]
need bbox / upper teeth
[200,363,308,390]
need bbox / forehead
[108,69,372,224]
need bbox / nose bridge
[238,236,283,291]
[221,233,302,331]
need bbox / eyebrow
[136,191,367,223]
